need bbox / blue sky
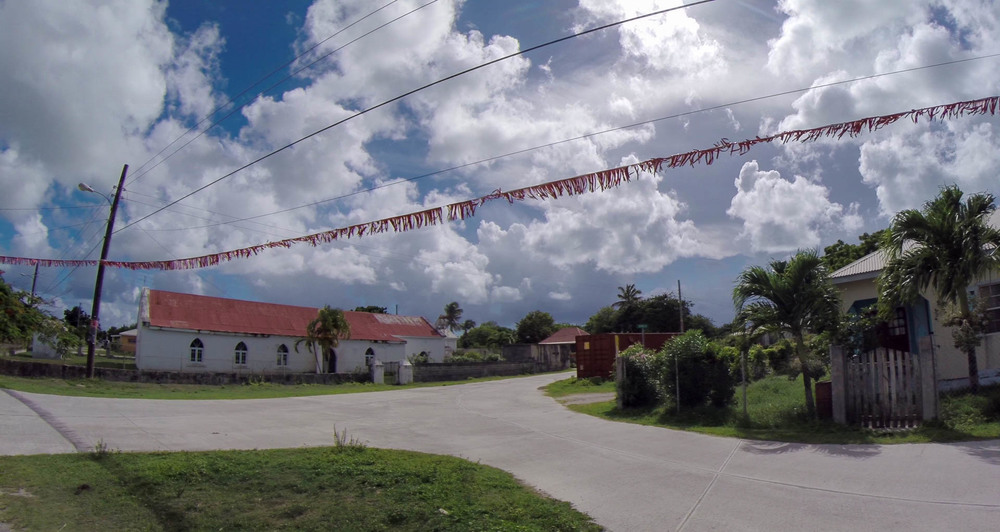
[1,0,999,330]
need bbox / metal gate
[845,348,922,429]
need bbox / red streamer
[3,95,997,272]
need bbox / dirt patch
[556,392,615,405]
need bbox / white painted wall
[136,326,313,374]
[332,340,405,373]
[135,325,450,374]
[395,336,453,363]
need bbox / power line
[126,0,410,187]
[0,205,102,212]
[133,52,1000,233]
[116,0,719,234]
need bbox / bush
[444,350,504,363]
[762,340,795,376]
[407,352,430,365]
[616,344,660,408]
[939,384,1000,430]
[659,331,735,408]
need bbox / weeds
[90,439,119,460]
[332,425,366,452]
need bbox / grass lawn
[0,446,600,531]
[0,371,566,400]
[9,351,137,370]
[550,375,1000,445]
[543,376,615,398]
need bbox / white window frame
[234,342,248,365]
[981,281,1000,335]
[276,344,289,367]
[189,338,204,363]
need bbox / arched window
[276,344,289,366]
[189,338,204,363]
[234,342,248,365]
[365,347,375,366]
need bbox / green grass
[9,351,137,370]
[0,372,559,400]
[0,446,600,531]
[554,376,1000,445]
[543,376,615,398]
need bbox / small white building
[136,288,455,374]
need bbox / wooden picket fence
[845,348,922,429]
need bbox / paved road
[3,373,999,531]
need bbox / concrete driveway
[3,372,999,531]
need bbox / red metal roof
[144,290,442,342]
[539,327,589,345]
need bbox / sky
[1,0,999,331]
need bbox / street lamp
[78,164,128,378]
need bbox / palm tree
[733,250,841,417]
[613,284,642,309]
[878,185,1000,393]
[296,306,351,374]
[461,319,477,334]
[437,302,463,333]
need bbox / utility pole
[677,279,684,333]
[676,279,683,414]
[30,263,38,298]
[85,164,128,378]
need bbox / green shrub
[406,352,430,365]
[707,344,737,407]
[616,344,660,408]
[762,340,795,375]
[743,345,770,381]
[659,331,735,408]
[939,384,1000,430]
[444,350,503,363]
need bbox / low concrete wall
[413,361,538,382]
[0,358,369,385]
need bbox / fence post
[399,359,413,385]
[371,359,384,384]
[830,345,847,424]
[918,336,938,420]
[615,355,625,409]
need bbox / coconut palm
[613,284,642,309]
[461,319,477,334]
[733,250,841,417]
[878,185,1000,393]
[436,302,463,333]
[296,306,351,374]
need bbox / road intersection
[3,372,999,530]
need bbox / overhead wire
[115,0,719,234]
[126,0,409,186]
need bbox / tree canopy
[515,310,557,344]
[583,291,716,336]
[458,321,515,349]
[0,274,46,345]
[436,302,463,333]
[296,306,351,373]
[821,230,885,272]
[353,305,387,314]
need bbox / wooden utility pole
[85,164,128,378]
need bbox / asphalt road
[3,372,999,531]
